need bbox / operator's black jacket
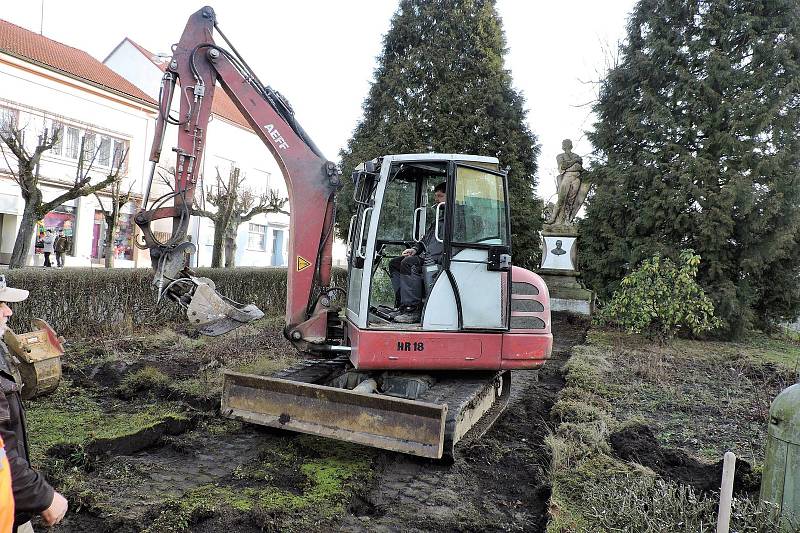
[413,211,445,263]
[0,343,54,527]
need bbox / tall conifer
[581,0,800,334]
[338,0,541,269]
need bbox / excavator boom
[135,6,339,343]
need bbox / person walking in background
[41,230,54,268]
[53,230,68,269]
[0,276,68,531]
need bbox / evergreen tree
[581,0,800,335]
[338,0,542,269]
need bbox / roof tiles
[0,19,155,105]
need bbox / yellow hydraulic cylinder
[761,383,800,529]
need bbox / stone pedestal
[539,225,594,316]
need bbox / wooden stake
[716,451,736,533]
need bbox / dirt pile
[609,423,759,495]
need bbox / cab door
[345,168,379,328]
[423,163,511,330]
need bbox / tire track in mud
[338,314,587,533]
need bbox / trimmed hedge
[3,267,347,337]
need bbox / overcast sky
[2,0,634,201]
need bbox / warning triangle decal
[296,256,311,272]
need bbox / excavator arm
[135,6,341,345]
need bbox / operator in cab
[388,182,446,323]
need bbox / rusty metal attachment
[3,319,63,399]
[220,362,514,459]
[221,371,448,458]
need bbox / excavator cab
[344,155,515,368]
[347,154,510,327]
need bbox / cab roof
[385,153,499,165]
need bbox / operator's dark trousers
[43,252,51,268]
[389,255,424,308]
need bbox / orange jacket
[0,436,14,533]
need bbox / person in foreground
[0,276,68,532]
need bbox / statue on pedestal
[545,139,591,226]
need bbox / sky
[1,0,635,202]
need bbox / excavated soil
[609,423,760,495]
[40,314,586,532]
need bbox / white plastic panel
[450,248,504,329]
[422,273,459,330]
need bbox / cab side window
[452,166,508,246]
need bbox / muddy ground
[23,314,586,533]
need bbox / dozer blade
[221,371,448,458]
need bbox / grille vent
[512,282,539,295]
[510,316,545,329]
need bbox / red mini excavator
[135,6,552,459]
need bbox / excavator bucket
[185,280,264,336]
[221,371,448,458]
[149,242,264,336]
[3,319,63,400]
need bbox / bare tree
[194,165,288,267]
[93,147,133,268]
[0,122,126,268]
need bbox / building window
[50,121,64,156]
[64,127,80,159]
[0,107,17,136]
[114,212,135,260]
[36,206,76,255]
[91,209,135,261]
[247,223,267,251]
[112,139,127,169]
[82,133,96,163]
[44,122,127,170]
[98,136,111,167]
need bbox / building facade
[0,19,156,267]
[0,23,346,270]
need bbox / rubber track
[271,355,351,383]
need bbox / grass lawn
[547,327,800,532]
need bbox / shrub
[3,267,347,338]
[596,250,722,340]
